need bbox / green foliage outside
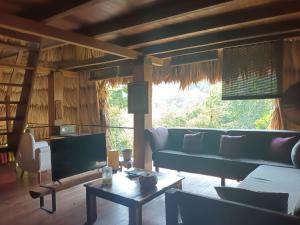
[107,82,274,151]
[107,85,133,152]
[155,83,273,129]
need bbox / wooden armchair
[165,188,300,225]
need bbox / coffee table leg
[86,191,97,225]
[129,205,142,225]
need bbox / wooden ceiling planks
[21,0,108,23]
[66,30,300,73]
[77,0,231,38]
[30,0,232,54]
[0,0,300,72]
[136,19,300,55]
[59,24,300,72]
[110,1,300,49]
[155,31,300,59]
[18,0,164,31]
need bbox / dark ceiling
[0,0,300,70]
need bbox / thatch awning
[153,58,221,89]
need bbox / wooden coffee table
[84,171,184,225]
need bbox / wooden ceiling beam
[73,30,300,72]
[0,0,228,65]
[137,19,300,55]
[61,55,124,70]
[24,0,229,61]
[170,51,218,66]
[0,12,140,59]
[112,0,300,48]
[89,65,134,80]
[156,31,300,58]
[61,17,300,71]
[60,54,163,71]
[77,0,231,37]
[71,58,132,72]
[89,50,219,80]
[0,28,40,43]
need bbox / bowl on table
[139,172,158,189]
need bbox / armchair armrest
[145,127,168,151]
[35,146,51,172]
[34,141,49,149]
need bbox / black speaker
[128,81,148,114]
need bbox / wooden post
[48,71,64,136]
[132,57,152,170]
[76,75,81,134]
[48,72,54,136]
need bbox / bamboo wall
[0,41,109,146]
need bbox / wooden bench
[29,170,102,213]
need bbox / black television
[50,133,107,181]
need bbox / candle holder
[107,150,119,171]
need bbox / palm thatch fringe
[96,80,110,145]
[153,59,221,89]
[40,45,105,63]
[92,58,221,90]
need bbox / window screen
[222,41,282,100]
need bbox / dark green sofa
[145,127,300,185]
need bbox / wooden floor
[0,164,239,225]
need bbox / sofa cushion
[145,127,168,151]
[239,165,300,214]
[215,186,289,213]
[166,128,226,153]
[166,129,194,151]
[182,132,206,153]
[291,141,300,168]
[219,135,246,157]
[227,130,300,160]
[202,129,227,154]
[269,136,299,164]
